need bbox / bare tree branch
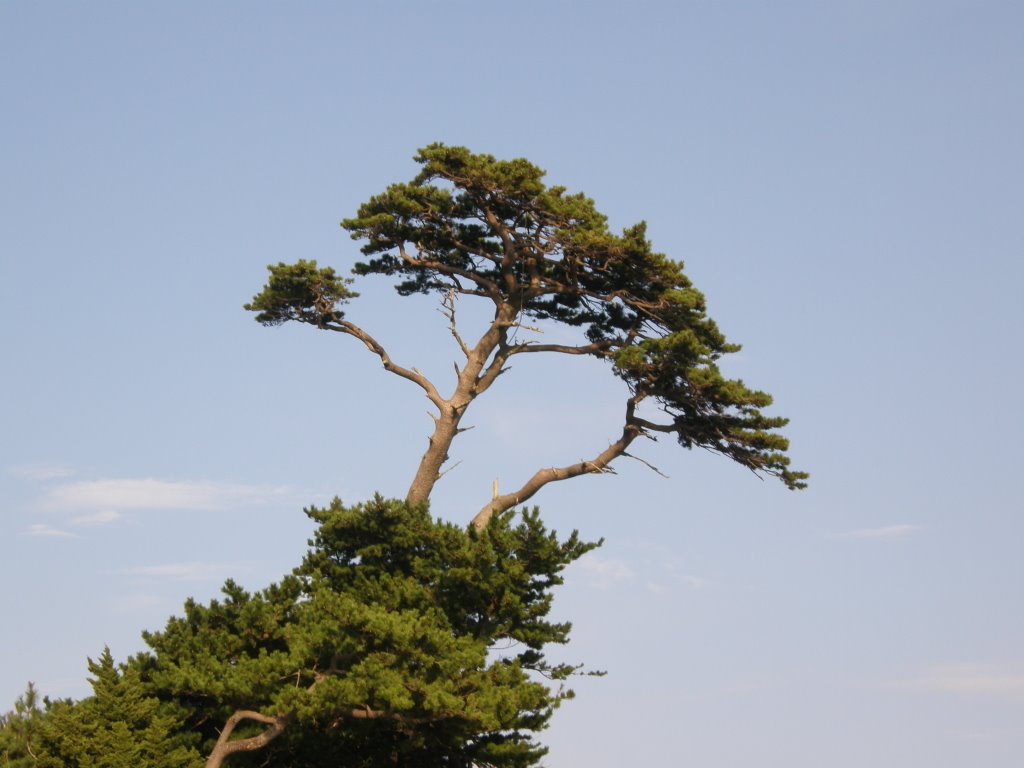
[471,397,645,530]
[321,320,446,411]
[630,416,678,434]
[621,451,670,478]
[437,459,463,479]
[473,348,512,396]
[439,288,472,359]
[506,340,615,357]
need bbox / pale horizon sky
[2,3,1022,766]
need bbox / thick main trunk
[406,405,465,507]
[405,304,517,508]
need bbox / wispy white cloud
[574,552,706,594]
[906,664,1024,694]
[657,559,707,590]
[946,726,1024,744]
[45,478,287,512]
[22,523,77,538]
[71,509,122,526]
[832,524,921,540]
[574,556,635,589]
[121,562,236,582]
[8,463,77,481]
[675,574,706,589]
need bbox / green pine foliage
[249,144,806,491]
[0,660,200,768]
[346,144,806,488]
[244,259,357,327]
[134,498,596,766]
[35,649,201,768]
[0,683,48,767]
[3,500,593,767]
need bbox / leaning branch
[322,320,446,411]
[506,340,615,357]
[471,398,645,530]
[630,416,677,434]
[622,451,670,478]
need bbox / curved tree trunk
[406,304,517,507]
[205,711,289,768]
[406,404,466,507]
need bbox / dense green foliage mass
[2,500,595,767]
[0,659,199,768]
[0,684,49,767]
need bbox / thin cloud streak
[676,574,706,589]
[832,524,921,540]
[71,510,121,526]
[23,523,77,538]
[46,479,288,512]
[105,594,163,614]
[8,464,77,481]
[121,562,236,581]
[574,556,636,589]
[907,664,1024,694]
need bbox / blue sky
[2,2,1022,765]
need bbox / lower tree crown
[2,498,597,768]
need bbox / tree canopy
[247,144,806,529]
[3,499,595,767]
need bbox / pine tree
[5,145,805,767]
[247,144,806,530]
[0,683,48,767]
[26,649,200,768]
[138,497,596,767]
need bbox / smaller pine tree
[0,683,49,767]
[22,649,200,768]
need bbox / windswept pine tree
[4,145,803,767]
[247,144,805,531]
